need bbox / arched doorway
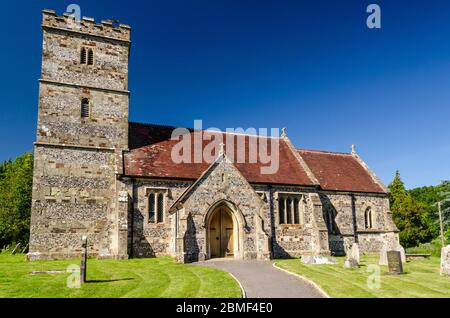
[208,206,234,258]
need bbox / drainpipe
[129,179,135,258]
[268,185,275,256]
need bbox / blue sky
[1,0,449,189]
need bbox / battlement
[42,9,131,42]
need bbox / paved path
[196,259,326,298]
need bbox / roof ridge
[129,121,280,139]
[298,148,352,156]
[129,121,187,130]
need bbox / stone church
[28,10,399,262]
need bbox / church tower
[28,9,131,259]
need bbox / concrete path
[196,259,326,298]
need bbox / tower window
[80,47,87,64]
[87,49,94,65]
[81,98,90,118]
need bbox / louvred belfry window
[80,47,87,64]
[81,98,90,118]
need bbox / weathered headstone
[386,250,403,274]
[301,255,338,265]
[379,244,406,265]
[440,245,450,276]
[344,258,359,268]
[349,243,360,264]
[80,236,87,283]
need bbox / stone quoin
[28,9,400,262]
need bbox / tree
[0,152,33,247]
[388,171,432,248]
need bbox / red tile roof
[124,122,386,193]
[124,122,315,186]
[298,149,386,193]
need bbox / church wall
[175,159,271,263]
[252,186,326,258]
[320,192,399,255]
[29,145,117,259]
[130,179,191,257]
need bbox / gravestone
[349,243,360,264]
[80,236,87,283]
[440,245,450,276]
[386,250,403,274]
[344,258,359,268]
[379,244,406,265]
[301,255,338,265]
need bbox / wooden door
[221,209,234,257]
[209,211,220,257]
[209,208,234,258]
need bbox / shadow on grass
[86,278,134,284]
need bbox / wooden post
[80,236,87,283]
[439,202,445,248]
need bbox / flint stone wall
[130,179,191,258]
[29,10,130,260]
[175,158,270,263]
[320,192,399,255]
[29,146,116,259]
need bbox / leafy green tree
[388,171,432,247]
[409,181,450,239]
[0,152,33,247]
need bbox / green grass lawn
[0,253,241,298]
[275,255,450,298]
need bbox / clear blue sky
[1,0,449,189]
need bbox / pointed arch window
[324,207,338,234]
[81,98,90,118]
[365,207,373,229]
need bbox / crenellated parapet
[42,9,131,42]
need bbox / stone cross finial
[281,127,287,138]
[351,144,356,154]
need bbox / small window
[286,198,292,225]
[81,98,90,118]
[80,47,87,64]
[365,207,373,229]
[278,194,303,225]
[87,48,94,65]
[157,193,164,223]
[278,197,285,224]
[148,190,165,224]
[324,208,338,234]
[293,198,300,224]
[148,193,155,223]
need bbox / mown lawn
[0,254,241,298]
[275,255,450,298]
